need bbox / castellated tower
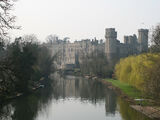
[104,28,149,66]
[138,29,149,52]
[105,28,117,62]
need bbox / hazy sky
[11,0,160,42]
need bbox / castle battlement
[138,29,149,33]
[124,35,137,44]
[46,28,149,69]
[105,28,117,38]
[105,28,149,64]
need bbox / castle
[45,37,104,69]
[45,28,149,69]
[105,28,149,63]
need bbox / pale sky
[11,0,160,42]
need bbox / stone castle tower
[105,28,118,62]
[138,29,149,52]
[105,28,149,63]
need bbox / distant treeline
[0,35,55,99]
[79,49,113,78]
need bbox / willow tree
[115,53,160,98]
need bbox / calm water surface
[0,73,151,120]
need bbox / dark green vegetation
[80,50,113,78]
[0,35,55,100]
[0,79,54,120]
[0,0,56,100]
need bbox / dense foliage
[80,50,113,78]
[115,53,160,98]
[0,36,55,98]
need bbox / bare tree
[0,0,20,39]
[46,34,58,44]
[152,24,160,45]
[150,24,160,52]
[22,34,39,44]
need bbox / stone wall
[45,28,149,69]
[105,28,149,64]
[45,39,104,69]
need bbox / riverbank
[0,77,46,103]
[101,79,160,120]
[106,79,141,99]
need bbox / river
[0,73,152,120]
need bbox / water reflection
[118,98,152,120]
[0,79,54,120]
[52,74,106,102]
[0,73,152,120]
[105,88,117,115]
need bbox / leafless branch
[0,0,20,40]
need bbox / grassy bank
[104,79,160,119]
[105,79,142,99]
[105,79,160,106]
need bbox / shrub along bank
[115,53,160,99]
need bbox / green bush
[115,53,160,98]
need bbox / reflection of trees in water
[0,104,14,120]
[117,98,152,120]
[0,78,54,120]
[80,80,106,104]
[52,74,106,104]
[52,74,118,116]
[0,96,39,120]
[75,78,79,92]
[105,88,117,115]
[11,95,39,120]
[0,74,124,119]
